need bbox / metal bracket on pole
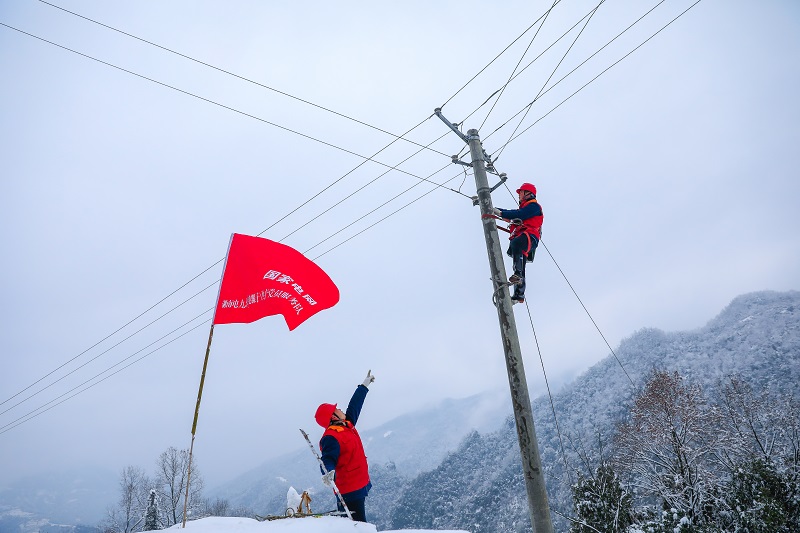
[474,173,507,206]
[437,108,500,179]
[484,153,497,175]
[451,155,472,168]
[488,172,507,193]
[434,108,470,144]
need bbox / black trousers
[507,233,538,297]
[338,496,367,522]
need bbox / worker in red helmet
[492,183,544,304]
[314,370,375,522]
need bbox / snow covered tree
[154,446,204,527]
[143,489,158,530]
[719,376,800,467]
[103,466,151,533]
[717,458,800,531]
[570,462,633,532]
[199,497,230,517]
[614,370,724,527]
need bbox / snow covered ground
[170,516,468,533]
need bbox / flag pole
[181,235,234,528]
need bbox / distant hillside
[387,290,800,532]
[209,390,511,516]
[0,467,114,533]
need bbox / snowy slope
[171,515,467,532]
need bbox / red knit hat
[315,403,337,428]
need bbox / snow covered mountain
[387,290,800,532]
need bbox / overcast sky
[1,0,798,488]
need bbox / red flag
[213,234,339,331]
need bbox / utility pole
[436,111,553,533]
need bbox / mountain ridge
[387,289,800,531]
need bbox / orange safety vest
[509,198,543,241]
[321,421,370,494]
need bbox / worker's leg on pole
[511,256,526,302]
[507,235,528,282]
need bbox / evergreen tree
[570,463,633,532]
[143,489,158,531]
[721,459,800,532]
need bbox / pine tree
[722,459,800,532]
[570,463,633,532]
[143,489,159,531]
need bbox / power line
[523,301,574,486]
[453,0,623,161]
[0,259,221,408]
[0,22,449,179]
[439,0,565,110]
[0,21,469,410]
[491,0,703,153]
[0,18,473,405]
[313,172,464,261]
[0,281,217,416]
[493,0,607,164]
[0,1,699,431]
[481,0,605,470]
[0,312,212,436]
[278,131,471,245]
[304,161,455,255]
[0,163,466,434]
[539,240,636,386]
[477,0,560,132]
[35,0,450,158]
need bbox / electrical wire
[492,0,606,164]
[0,281,218,416]
[539,240,636,386]
[304,161,454,255]
[0,313,212,436]
[477,0,560,132]
[453,0,626,161]
[439,0,565,110]
[312,173,464,261]
[278,133,468,245]
[0,166,466,432]
[35,0,450,158]
[0,260,222,408]
[0,1,700,432]
[0,23,467,411]
[490,0,703,153]
[0,22,448,179]
[522,300,574,486]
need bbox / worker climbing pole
[490,182,543,305]
[435,109,553,533]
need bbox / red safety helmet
[516,183,537,196]
[315,403,337,428]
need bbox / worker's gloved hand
[322,470,336,487]
[362,370,375,388]
[492,207,502,217]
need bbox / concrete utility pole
[464,127,554,533]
